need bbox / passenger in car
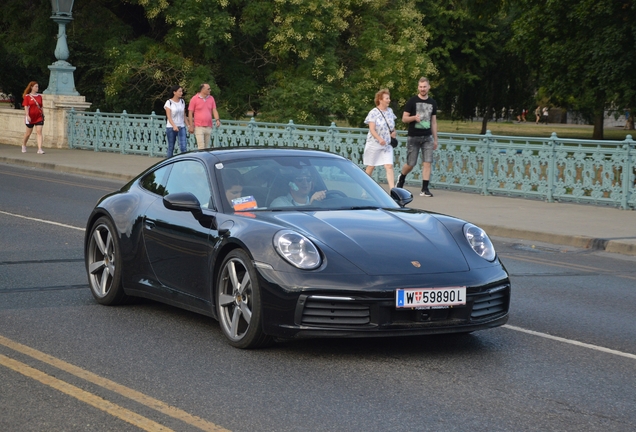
[221,169,258,212]
[223,169,242,202]
[222,169,243,209]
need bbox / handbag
[377,108,398,148]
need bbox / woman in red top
[22,81,45,154]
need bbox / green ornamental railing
[67,109,636,209]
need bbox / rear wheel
[216,249,271,349]
[86,216,128,305]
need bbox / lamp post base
[44,61,79,96]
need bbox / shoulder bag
[377,108,398,148]
[28,94,44,121]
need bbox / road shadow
[118,297,506,360]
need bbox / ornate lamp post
[44,0,79,96]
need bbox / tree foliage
[1,0,634,137]
[116,0,434,125]
[0,0,55,107]
[420,0,534,132]
[511,0,636,138]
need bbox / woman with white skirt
[363,89,397,189]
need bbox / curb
[0,156,137,182]
[481,224,636,257]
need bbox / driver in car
[270,168,327,207]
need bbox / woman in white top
[164,85,189,157]
[363,89,397,189]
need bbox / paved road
[1,165,635,431]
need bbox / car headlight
[463,223,496,261]
[273,230,322,269]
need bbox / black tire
[86,216,129,305]
[216,249,272,349]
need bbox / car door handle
[145,220,155,230]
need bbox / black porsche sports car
[85,148,510,348]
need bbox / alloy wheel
[218,257,253,341]
[88,223,116,298]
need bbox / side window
[164,160,213,209]
[140,165,170,196]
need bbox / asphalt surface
[2,148,636,431]
[2,142,635,256]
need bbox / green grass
[438,119,635,141]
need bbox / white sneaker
[37,149,45,154]
[21,146,27,153]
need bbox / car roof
[192,147,345,163]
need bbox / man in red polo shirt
[188,83,221,149]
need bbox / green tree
[419,0,534,133]
[68,0,143,111]
[2,0,436,124]
[512,0,636,139]
[259,0,434,125]
[0,0,148,112]
[110,0,434,125]
[0,0,54,108]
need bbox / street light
[44,0,79,95]
[51,0,74,16]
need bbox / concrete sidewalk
[2,143,635,256]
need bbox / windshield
[216,155,399,212]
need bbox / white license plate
[395,287,466,309]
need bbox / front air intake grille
[301,298,370,326]
[470,285,509,320]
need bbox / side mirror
[163,192,202,212]
[390,188,413,207]
[163,192,217,228]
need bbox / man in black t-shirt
[396,77,438,197]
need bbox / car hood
[258,209,470,275]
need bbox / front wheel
[86,216,129,305]
[216,249,272,349]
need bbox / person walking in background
[515,107,526,123]
[164,85,189,157]
[542,106,549,124]
[535,106,541,124]
[21,81,45,154]
[396,77,438,197]
[187,83,221,149]
[363,89,397,189]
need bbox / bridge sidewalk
[1,143,634,256]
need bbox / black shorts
[26,121,44,129]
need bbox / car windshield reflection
[217,155,398,213]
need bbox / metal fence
[67,109,636,209]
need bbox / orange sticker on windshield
[232,196,258,211]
